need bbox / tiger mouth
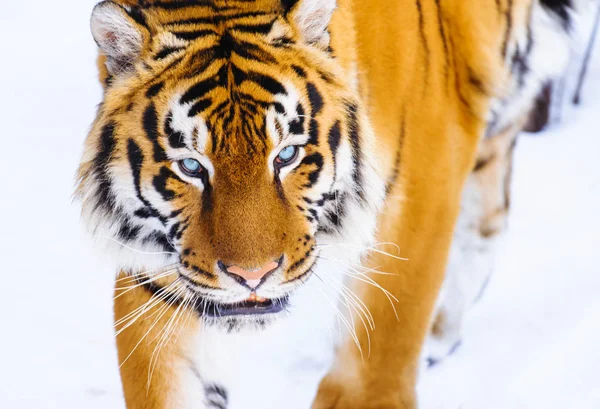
[203,294,290,317]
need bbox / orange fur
[314,1,526,407]
[77,0,537,408]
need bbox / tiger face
[77,0,384,327]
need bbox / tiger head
[77,0,385,327]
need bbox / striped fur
[75,0,584,408]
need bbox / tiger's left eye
[275,146,299,167]
[179,158,203,177]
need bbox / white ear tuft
[290,0,336,48]
[91,1,145,75]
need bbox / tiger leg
[427,123,520,365]
[313,103,485,408]
[313,184,470,409]
[114,274,206,409]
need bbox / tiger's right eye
[179,158,203,177]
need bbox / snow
[0,1,598,408]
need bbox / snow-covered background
[0,1,598,408]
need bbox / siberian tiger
[75,0,573,408]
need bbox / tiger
[426,0,582,365]
[75,0,567,408]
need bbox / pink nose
[223,261,279,289]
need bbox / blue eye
[179,158,203,177]
[275,146,299,167]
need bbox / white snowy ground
[0,1,598,409]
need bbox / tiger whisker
[316,272,373,357]
[337,281,375,330]
[313,272,364,362]
[114,268,179,298]
[318,255,399,320]
[147,288,191,389]
[115,263,181,282]
[102,236,179,256]
[315,242,408,262]
[118,283,185,370]
[115,279,181,333]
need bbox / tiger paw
[312,371,416,409]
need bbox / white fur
[91,2,143,75]
[170,96,211,157]
[487,1,572,136]
[293,0,337,46]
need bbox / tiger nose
[219,259,281,289]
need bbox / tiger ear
[91,1,147,76]
[283,0,336,48]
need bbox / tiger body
[76,0,572,408]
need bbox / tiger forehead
[123,1,332,154]
[168,76,304,155]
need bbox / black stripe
[346,103,365,201]
[155,47,184,60]
[446,33,478,117]
[231,22,274,34]
[146,82,164,98]
[501,0,513,58]
[165,114,187,149]
[467,66,488,95]
[127,6,148,28]
[201,176,213,215]
[205,384,228,409]
[289,103,306,135]
[245,71,286,95]
[118,218,142,241]
[127,139,145,198]
[306,82,324,116]
[185,48,221,80]
[416,0,430,79]
[385,112,406,195]
[93,122,118,212]
[168,222,181,240]
[473,153,495,172]
[300,153,324,188]
[434,0,449,83]
[188,98,213,117]
[289,117,304,135]
[540,0,573,30]
[147,0,214,11]
[143,104,167,162]
[228,39,277,63]
[181,78,220,105]
[172,30,218,41]
[127,139,168,225]
[292,65,307,78]
[319,192,347,234]
[153,166,182,201]
[307,119,319,146]
[173,11,275,26]
[144,232,176,253]
[327,121,341,159]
